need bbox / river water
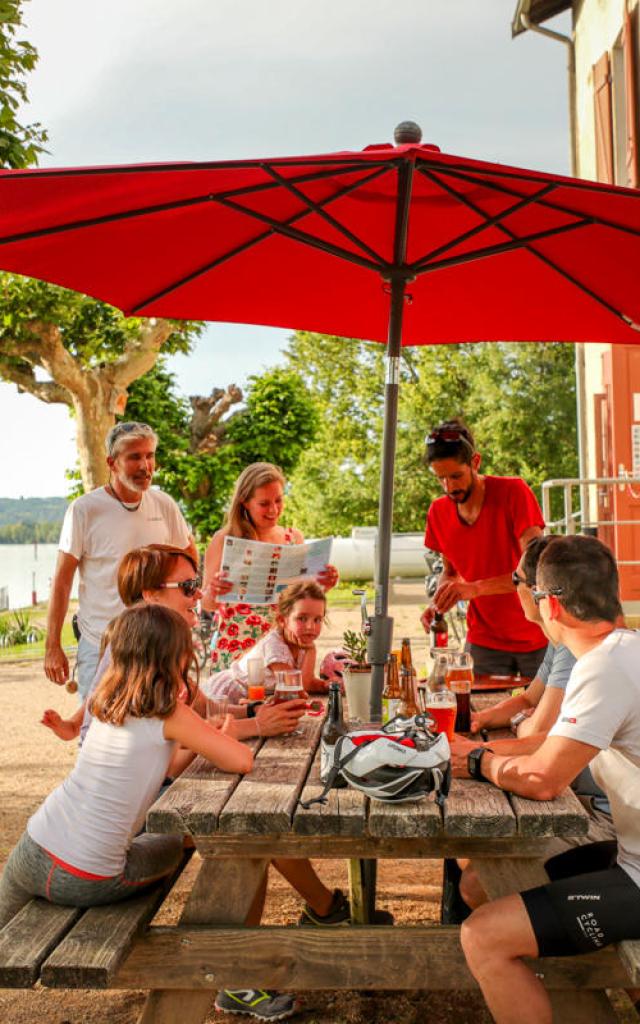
[0,543,78,610]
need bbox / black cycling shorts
[521,840,640,956]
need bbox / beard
[115,469,152,494]
[447,484,473,504]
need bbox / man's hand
[420,605,436,632]
[256,699,306,736]
[41,709,80,741]
[450,734,479,778]
[434,579,479,611]
[44,644,70,686]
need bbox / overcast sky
[2,0,571,498]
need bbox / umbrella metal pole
[368,159,414,720]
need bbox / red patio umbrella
[1,120,640,715]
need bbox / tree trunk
[72,378,120,491]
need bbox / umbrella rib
[412,219,592,275]
[261,162,388,265]
[410,172,558,266]
[415,170,636,328]
[426,163,640,242]
[0,164,379,249]
[128,165,389,314]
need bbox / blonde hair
[276,581,326,621]
[224,462,286,540]
[91,604,197,725]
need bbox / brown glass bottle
[430,612,449,650]
[320,682,348,780]
[399,638,419,718]
[382,653,402,724]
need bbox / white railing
[541,477,640,566]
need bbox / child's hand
[41,709,80,742]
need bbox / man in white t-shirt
[45,422,195,699]
[458,535,640,1024]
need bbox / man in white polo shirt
[458,535,640,1024]
[45,422,195,699]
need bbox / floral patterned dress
[210,527,297,671]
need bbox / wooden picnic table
[113,710,630,1024]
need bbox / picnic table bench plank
[40,850,193,989]
[219,716,321,834]
[0,900,81,987]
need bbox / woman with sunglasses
[202,462,339,673]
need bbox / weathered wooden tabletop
[126,715,624,1024]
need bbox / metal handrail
[541,477,640,566]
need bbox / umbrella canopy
[1,125,640,343]
[2,121,640,715]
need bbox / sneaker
[215,989,299,1020]
[298,887,351,926]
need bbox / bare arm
[421,553,459,628]
[433,526,544,609]
[202,530,233,611]
[481,735,599,800]
[470,676,546,733]
[517,684,564,739]
[164,701,253,774]
[45,551,79,685]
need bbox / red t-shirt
[424,476,546,652]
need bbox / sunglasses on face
[511,570,535,588]
[159,577,202,598]
[531,587,564,606]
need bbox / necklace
[106,484,143,512]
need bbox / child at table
[0,603,252,928]
[205,580,329,702]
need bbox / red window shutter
[594,51,614,184]
[623,9,639,188]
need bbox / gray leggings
[0,830,184,930]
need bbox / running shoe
[215,989,299,1020]
[298,887,351,926]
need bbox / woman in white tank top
[0,604,252,927]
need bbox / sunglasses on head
[425,427,474,450]
[531,587,564,606]
[159,576,202,598]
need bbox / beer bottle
[399,638,419,718]
[430,612,449,651]
[382,653,402,724]
[320,682,348,781]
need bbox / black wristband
[246,700,263,719]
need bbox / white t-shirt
[59,486,190,646]
[28,715,174,876]
[550,629,640,887]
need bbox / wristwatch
[467,746,493,781]
[246,701,264,718]
[510,710,529,734]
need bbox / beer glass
[425,652,457,741]
[446,651,473,733]
[272,669,306,734]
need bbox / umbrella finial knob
[394,121,422,145]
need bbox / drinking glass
[273,669,305,734]
[206,695,229,727]
[446,651,473,733]
[247,657,266,701]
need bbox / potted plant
[341,628,372,722]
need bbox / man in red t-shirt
[421,419,547,677]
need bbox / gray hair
[105,422,158,458]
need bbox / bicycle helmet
[319,649,351,684]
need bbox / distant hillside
[0,497,68,527]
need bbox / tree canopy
[284,332,577,536]
[0,0,47,168]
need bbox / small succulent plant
[342,628,369,667]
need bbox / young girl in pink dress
[203,462,338,670]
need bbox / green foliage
[0,609,42,646]
[0,1,47,169]
[285,333,578,535]
[0,495,67,526]
[342,628,368,666]
[124,363,318,541]
[0,520,60,542]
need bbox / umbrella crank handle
[352,588,369,630]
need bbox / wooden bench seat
[0,848,191,990]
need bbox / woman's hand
[204,571,233,600]
[256,700,306,736]
[317,563,339,592]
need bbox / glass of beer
[446,651,474,733]
[425,687,457,741]
[272,669,305,733]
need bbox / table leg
[474,856,618,1024]
[348,858,377,925]
[136,855,270,1024]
